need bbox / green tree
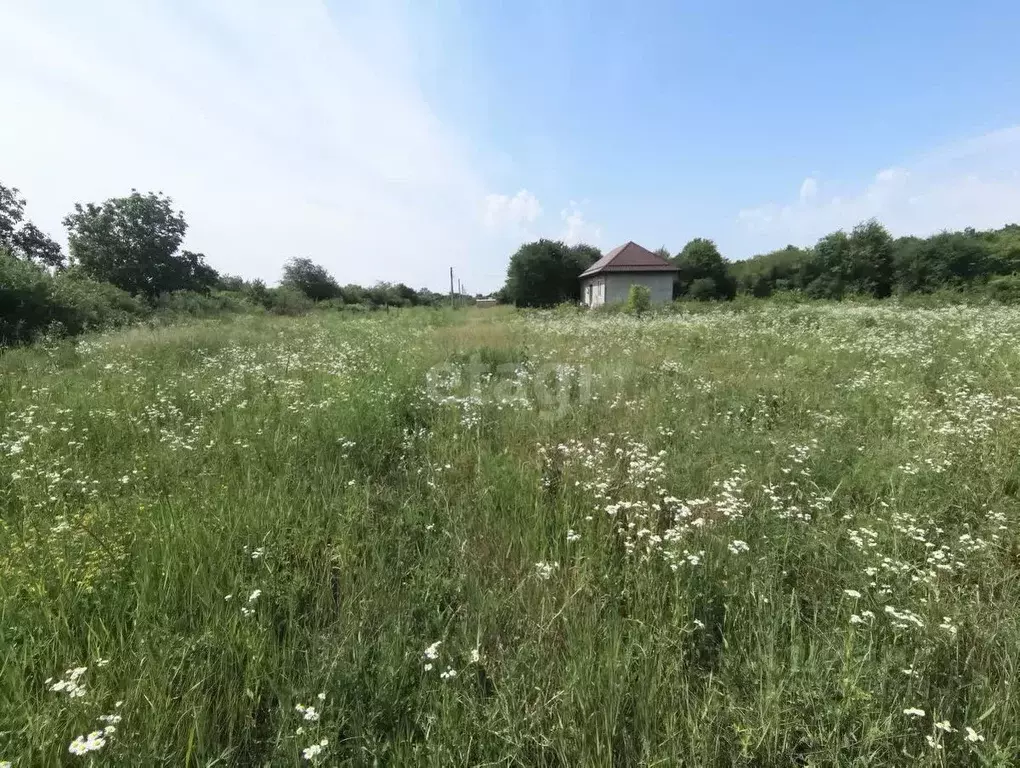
[808,231,851,298]
[63,190,216,299]
[339,284,368,304]
[503,240,600,307]
[674,238,734,299]
[846,219,894,296]
[1,182,65,268]
[281,257,340,301]
[730,245,817,297]
[894,232,991,293]
[0,183,25,248]
[625,284,651,314]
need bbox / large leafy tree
[674,238,734,299]
[729,245,817,297]
[503,239,600,307]
[846,219,894,297]
[1,181,65,268]
[808,220,894,298]
[63,190,216,299]
[893,231,991,293]
[281,257,340,301]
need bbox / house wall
[604,272,675,305]
[581,276,607,307]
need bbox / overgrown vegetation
[2,304,1020,764]
[504,221,1020,307]
[730,220,1020,299]
[0,181,455,346]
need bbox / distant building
[475,297,498,308]
[580,241,677,307]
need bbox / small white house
[580,241,677,308]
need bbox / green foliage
[894,231,991,293]
[244,279,273,309]
[1,180,65,267]
[63,190,217,299]
[624,284,651,314]
[50,272,150,334]
[503,239,600,307]
[155,290,257,318]
[733,221,1020,300]
[687,277,720,301]
[268,285,315,315]
[1,248,147,343]
[674,238,735,299]
[281,257,340,301]
[986,274,1020,303]
[806,222,895,298]
[0,248,56,343]
[730,245,817,297]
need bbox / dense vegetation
[0,181,451,346]
[731,220,1020,299]
[3,305,1019,764]
[502,221,1020,307]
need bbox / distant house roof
[579,241,678,278]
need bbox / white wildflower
[440,667,457,680]
[903,707,926,718]
[727,540,750,555]
[843,589,862,599]
[964,727,984,743]
[566,529,581,543]
[68,730,106,756]
[302,739,328,761]
[934,720,953,733]
[423,641,442,662]
[534,561,559,580]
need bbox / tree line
[501,220,1020,307]
[1,182,450,344]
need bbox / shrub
[1,249,149,344]
[51,273,149,334]
[687,277,719,301]
[625,284,651,315]
[244,279,273,309]
[0,248,55,343]
[986,274,1020,304]
[268,285,314,315]
[155,290,255,318]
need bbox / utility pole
[449,267,454,307]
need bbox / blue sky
[2,1,1020,293]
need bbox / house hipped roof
[579,241,677,278]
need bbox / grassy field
[2,302,1020,766]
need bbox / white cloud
[483,189,542,229]
[0,0,508,291]
[737,126,1020,254]
[560,201,602,246]
[799,177,818,203]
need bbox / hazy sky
[3,0,1020,292]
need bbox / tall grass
[1,303,1019,765]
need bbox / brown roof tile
[579,241,677,277]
